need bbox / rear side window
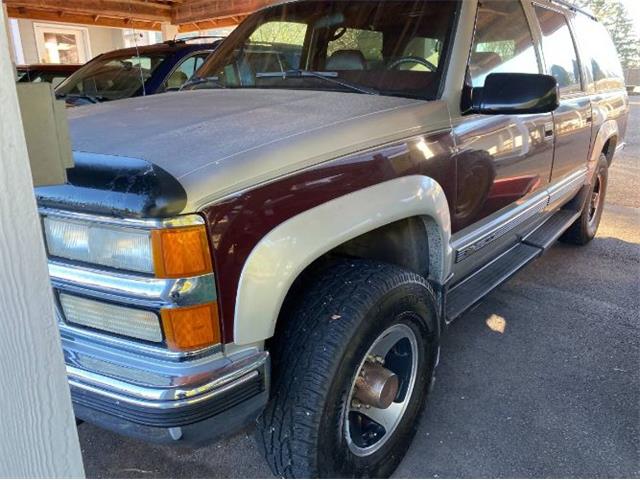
[469,0,540,87]
[572,14,625,92]
[534,6,582,95]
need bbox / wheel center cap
[354,361,399,409]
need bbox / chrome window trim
[39,207,205,230]
[49,261,217,309]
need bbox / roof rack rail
[549,0,598,21]
[164,35,226,46]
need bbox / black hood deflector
[36,152,187,219]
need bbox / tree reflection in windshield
[186,0,458,100]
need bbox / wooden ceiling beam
[177,15,249,33]
[4,0,271,32]
[5,0,171,23]
[172,0,276,25]
[6,6,162,31]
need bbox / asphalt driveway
[78,101,640,479]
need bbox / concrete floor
[78,101,640,479]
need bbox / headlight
[59,293,162,343]
[43,215,213,278]
[44,217,154,274]
[45,212,220,351]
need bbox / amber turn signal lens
[161,303,221,351]
[152,226,213,278]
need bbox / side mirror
[469,73,559,115]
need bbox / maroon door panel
[451,114,554,232]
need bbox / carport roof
[3,0,279,32]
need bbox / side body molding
[234,175,452,345]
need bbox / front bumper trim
[71,351,270,438]
[71,369,260,412]
[67,351,269,405]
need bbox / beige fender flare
[590,119,619,168]
[233,175,453,345]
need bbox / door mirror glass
[470,72,559,115]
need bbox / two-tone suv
[37,0,629,477]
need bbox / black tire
[257,259,440,478]
[560,153,609,246]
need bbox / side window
[166,55,197,90]
[573,14,625,92]
[166,53,209,90]
[193,54,207,72]
[534,6,582,95]
[469,0,540,87]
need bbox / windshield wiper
[57,93,106,104]
[181,75,225,90]
[256,70,379,96]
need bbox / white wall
[16,19,125,64]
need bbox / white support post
[0,7,84,479]
[161,22,180,41]
[2,3,16,65]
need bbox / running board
[444,208,581,322]
[446,243,541,321]
[523,209,581,250]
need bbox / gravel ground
[78,101,640,479]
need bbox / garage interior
[3,0,276,33]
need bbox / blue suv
[55,37,223,106]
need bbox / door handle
[544,122,554,139]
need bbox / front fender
[234,175,452,345]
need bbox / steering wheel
[388,56,437,72]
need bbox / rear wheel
[257,260,440,478]
[561,153,609,245]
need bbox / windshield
[56,53,168,102]
[188,0,458,100]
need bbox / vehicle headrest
[326,50,366,71]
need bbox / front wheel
[257,260,440,478]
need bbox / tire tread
[257,260,436,478]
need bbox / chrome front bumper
[63,322,269,443]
